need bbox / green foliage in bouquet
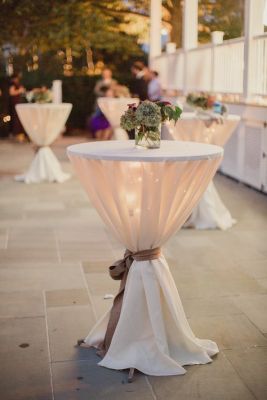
[120,100,182,132]
[156,101,182,124]
[135,101,161,127]
[120,108,138,131]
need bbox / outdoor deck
[0,138,266,400]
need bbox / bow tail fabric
[97,251,133,356]
[97,248,161,356]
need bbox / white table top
[180,112,240,121]
[67,140,223,162]
[98,98,139,105]
[16,103,72,110]
[16,102,72,148]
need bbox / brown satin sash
[97,247,161,356]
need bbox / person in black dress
[128,62,149,139]
[9,73,25,137]
[129,62,148,101]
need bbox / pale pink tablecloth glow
[67,141,223,376]
[16,103,72,183]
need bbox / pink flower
[156,101,172,106]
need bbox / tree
[0,0,245,72]
[127,0,244,46]
[124,0,182,48]
[0,0,144,54]
[198,0,244,43]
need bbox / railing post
[182,0,198,94]
[243,0,265,100]
[211,44,215,93]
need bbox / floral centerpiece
[26,87,53,104]
[186,92,227,115]
[120,100,182,149]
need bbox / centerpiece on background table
[120,100,182,149]
[26,87,53,103]
[186,92,228,116]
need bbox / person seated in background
[87,86,113,141]
[148,70,162,102]
[94,68,117,97]
[129,61,148,101]
[112,83,130,98]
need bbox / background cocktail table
[68,140,223,376]
[16,103,72,183]
[162,113,240,229]
[98,98,139,140]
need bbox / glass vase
[135,124,161,149]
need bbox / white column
[149,0,162,66]
[52,80,62,104]
[182,0,198,50]
[264,0,267,25]
[182,0,198,94]
[243,0,265,99]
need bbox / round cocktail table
[68,140,223,376]
[16,103,72,183]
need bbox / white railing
[186,45,212,92]
[151,34,267,97]
[151,51,184,90]
[213,38,244,94]
[250,34,267,96]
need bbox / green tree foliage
[0,0,144,54]
[198,0,244,43]
[0,0,245,54]
[126,0,244,47]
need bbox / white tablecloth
[162,113,240,230]
[68,140,223,376]
[163,113,240,147]
[98,98,139,140]
[16,103,72,183]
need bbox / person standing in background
[0,77,10,138]
[130,61,148,101]
[148,70,162,102]
[8,73,25,138]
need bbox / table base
[185,181,236,230]
[15,147,71,184]
[84,256,219,376]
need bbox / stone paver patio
[0,138,267,400]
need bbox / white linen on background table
[16,103,72,183]
[162,113,240,147]
[98,98,139,140]
[68,140,223,376]
[162,115,240,230]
